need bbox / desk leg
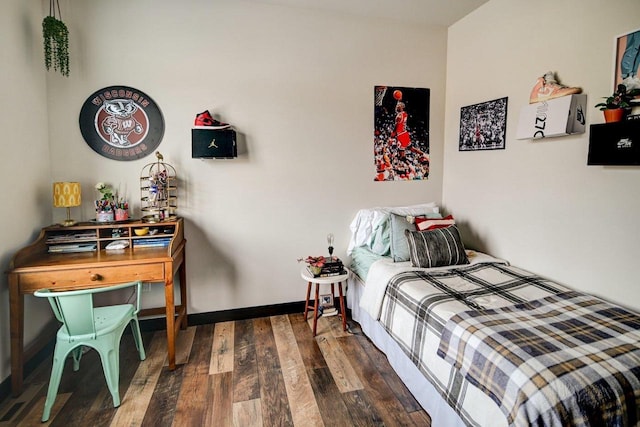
[9,275,24,396]
[164,264,177,370]
[178,252,188,330]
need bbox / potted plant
[595,83,640,122]
[299,256,328,275]
[42,0,69,77]
[95,182,115,222]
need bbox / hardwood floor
[0,314,431,426]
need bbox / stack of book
[48,243,97,254]
[133,237,171,248]
[46,231,96,244]
[311,257,346,277]
[319,306,338,317]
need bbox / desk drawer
[18,263,165,293]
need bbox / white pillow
[347,203,440,254]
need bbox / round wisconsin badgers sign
[79,86,164,161]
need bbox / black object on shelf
[588,121,640,166]
[192,128,237,159]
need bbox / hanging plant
[42,0,69,77]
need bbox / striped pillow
[405,226,469,268]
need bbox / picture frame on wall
[614,27,640,96]
[459,97,508,151]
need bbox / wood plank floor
[0,314,431,426]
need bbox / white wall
[444,0,640,309]
[2,0,447,388]
[0,0,55,384]
[45,1,446,312]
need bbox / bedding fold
[437,291,640,427]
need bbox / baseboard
[0,300,307,403]
[138,300,306,330]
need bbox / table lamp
[327,233,334,258]
[53,182,81,226]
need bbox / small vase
[603,108,625,123]
[115,208,129,221]
[96,211,114,222]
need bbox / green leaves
[595,84,640,110]
[42,15,69,77]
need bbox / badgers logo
[79,86,164,161]
[100,100,145,147]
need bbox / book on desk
[48,243,97,253]
[133,237,172,248]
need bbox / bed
[346,205,640,427]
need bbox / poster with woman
[615,28,640,93]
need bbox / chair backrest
[35,289,97,338]
[34,281,143,340]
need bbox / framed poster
[374,85,430,181]
[79,86,165,161]
[459,97,508,151]
[614,28,640,100]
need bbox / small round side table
[300,266,350,336]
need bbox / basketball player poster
[374,86,430,181]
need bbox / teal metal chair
[34,281,146,422]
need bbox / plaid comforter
[379,262,568,425]
[438,290,640,427]
[378,262,640,426]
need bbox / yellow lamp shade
[53,182,81,208]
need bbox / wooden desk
[7,218,187,396]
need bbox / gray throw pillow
[405,226,469,268]
[390,212,443,262]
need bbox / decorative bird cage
[140,152,177,223]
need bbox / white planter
[96,211,114,222]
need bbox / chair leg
[71,346,84,371]
[130,317,146,360]
[97,343,121,408]
[42,344,70,422]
